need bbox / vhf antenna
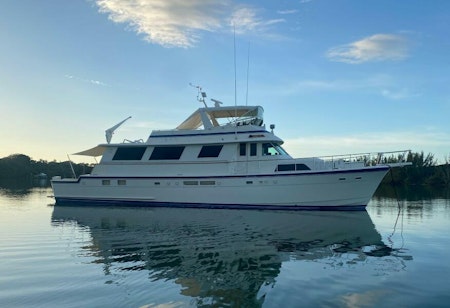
[189,83,208,108]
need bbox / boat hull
[51,166,389,210]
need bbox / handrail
[298,150,411,170]
[314,150,410,162]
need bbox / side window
[250,143,257,156]
[239,143,246,156]
[112,146,146,160]
[277,164,295,171]
[150,146,185,160]
[262,143,270,156]
[276,163,311,171]
[198,145,223,158]
[262,143,285,156]
[296,164,311,171]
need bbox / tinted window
[183,181,198,185]
[198,145,223,158]
[250,143,257,156]
[200,180,215,185]
[150,146,185,160]
[113,146,146,160]
[296,163,311,171]
[239,143,246,156]
[277,164,295,171]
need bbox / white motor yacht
[51,89,410,210]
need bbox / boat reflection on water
[51,206,396,306]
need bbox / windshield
[262,143,288,156]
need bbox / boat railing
[122,139,145,143]
[302,150,411,170]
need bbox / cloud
[95,0,225,48]
[285,75,382,93]
[95,1,287,47]
[228,7,285,34]
[326,34,409,64]
[65,74,109,87]
[277,9,299,15]
[283,74,419,100]
[89,79,109,86]
[381,88,420,100]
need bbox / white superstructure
[51,91,410,210]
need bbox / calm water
[0,186,449,307]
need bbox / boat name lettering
[249,134,265,138]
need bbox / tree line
[380,151,450,187]
[0,154,93,186]
[0,152,449,188]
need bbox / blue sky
[1,0,449,163]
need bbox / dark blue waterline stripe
[52,166,389,184]
[149,130,268,138]
[54,198,366,211]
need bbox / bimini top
[73,145,107,157]
[176,106,264,130]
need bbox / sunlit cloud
[95,0,225,48]
[326,34,409,64]
[229,7,285,34]
[95,1,287,47]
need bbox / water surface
[0,187,449,307]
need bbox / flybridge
[176,105,264,130]
[177,84,265,130]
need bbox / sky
[1,0,449,163]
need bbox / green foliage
[0,154,32,179]
[428,157,450,187]
[383,151,449,188]
[0,154,93,182]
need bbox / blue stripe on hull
[54,198,366,211]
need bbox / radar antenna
[211,98,223,107]
[105,116,132,144]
